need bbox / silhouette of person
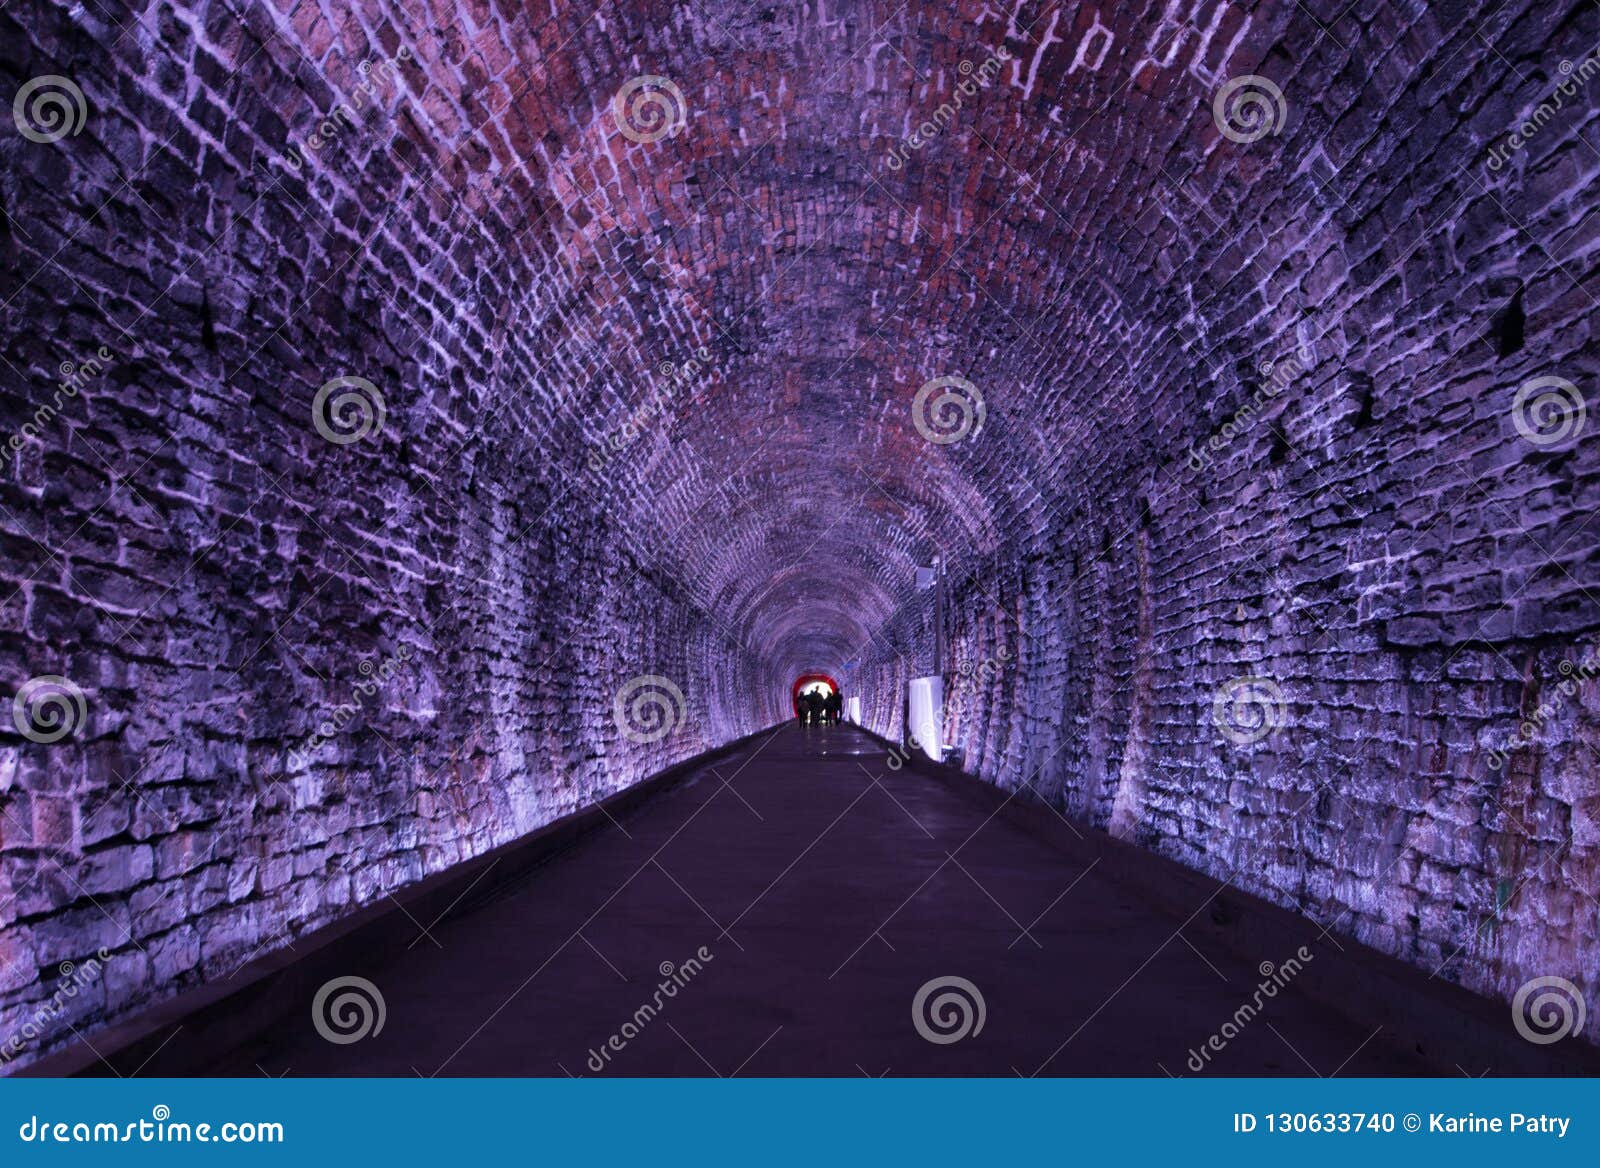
[825,689,842,725]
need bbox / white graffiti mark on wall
[1130,0,1254,88]
[1001,2,1255,95]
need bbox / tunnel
[1,0,1598,1079]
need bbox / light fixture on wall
[909,554,946,761]
[908,675,943,763]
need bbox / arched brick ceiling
[357,0,1307,684]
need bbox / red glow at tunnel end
[791,672,841,717]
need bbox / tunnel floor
[185,724,1448,1076]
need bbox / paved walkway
[228,723,1436,1076]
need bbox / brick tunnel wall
[3,0,1599,1065]
[0,0,786,1068]
[848,0,1600,1040]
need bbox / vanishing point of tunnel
[1,0,1599,1075]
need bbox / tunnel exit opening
[791,673,841,720]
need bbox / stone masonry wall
[0,0,782,1068]
[854,0,1600,1040]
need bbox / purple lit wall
[2,0,1598,1064]
[847,0,1600,1027]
